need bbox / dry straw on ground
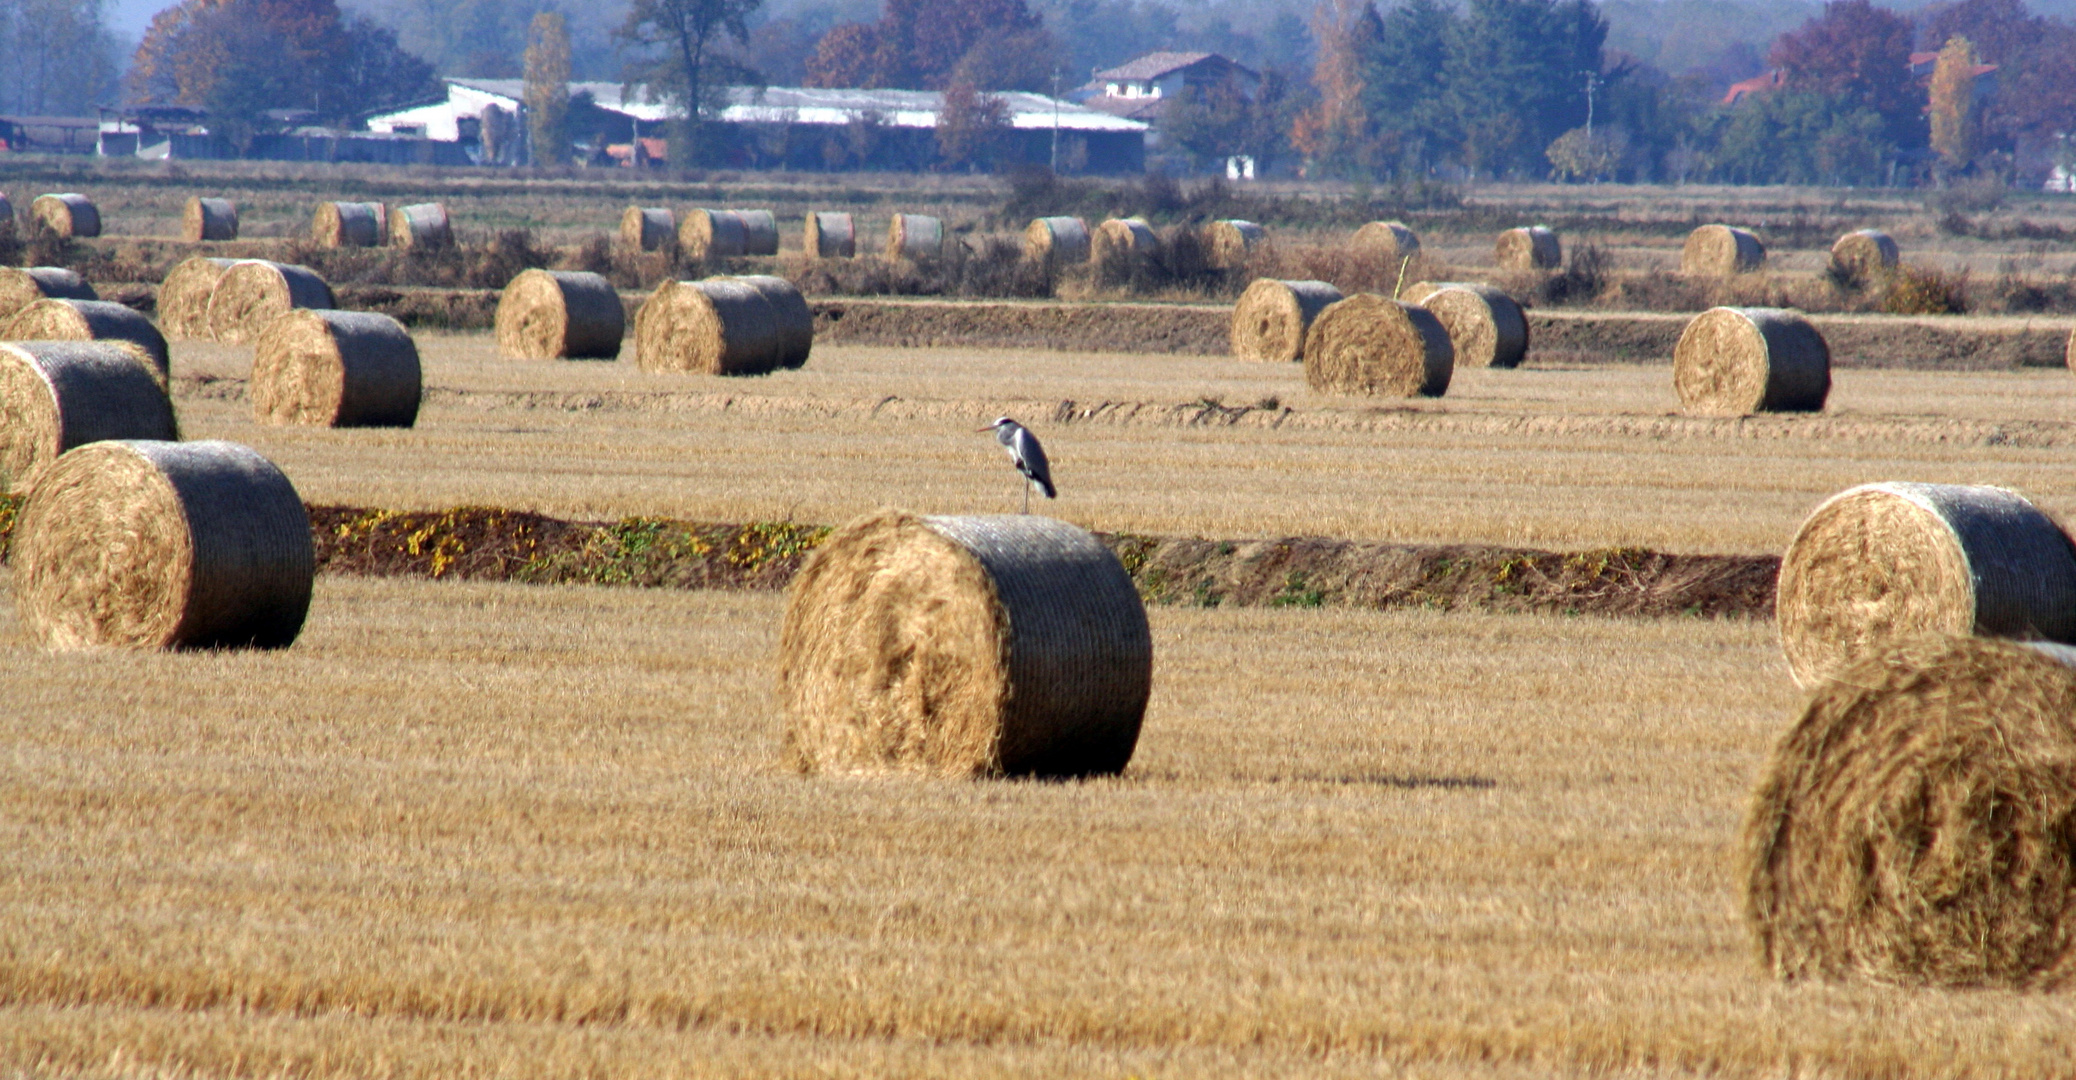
[1402,281,1529,369]
[1776,482,2076,688]
[778,508,1151,778]
[0,341,177,493]
[1744,636,2076,990]
[1681,224,1767,275]
[1353,220,1420,265]
[1496,226,1562,271]
[181,197,238,241]
[1831,229,1899,277]
[4,298,171,383]
[1024,216,1090,267]
[885,213,944,261]
[805,212,856,259]
[1672,306,1830,416]
[634,277,783,376]
[680,209,748,260]
[1093,217,1158,272]
[739,274,813,369]
[10,439,313,650]
[252,308,421,428]
[737,209,781,255]
[156,256,236,340]
[207,260,335,345]
[0,266,96,321]
[1205,219,1263,269]
[30,193,99,238]
[495,268,624,360]
[312,201,385,248]
[389,203,453,249]
[1229,278,1343,362]
[621,207,674,252]
[1304,293,1454,397]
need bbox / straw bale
[1743,636,2076,990]
[778,508,1152,778]
[0,193,13,237]
[4,299,171,383]
[1681,224,1766,275]
[1205,219,1263,269]
[181,197,238,242]
[1672,306,1829,416]
[0,266,96,322]
[388,202,453,249]
[10,439,313,650]
[30,193,99,238]
[633,277,783,376]
[252,309,421,428]
[621,207,675,251]
[1830,229,1899,277]
[1024,217,1090,266]
[805,212,856,259]
[1402,281,1528,369]
[1229,279,1343,362]
[1092,217,1158,271]
[1776,481,2076,688]
[679,208,748,260]
[0,341,178,493]
[1495,226,1562,271]
[738,274,813,369]
[495,269,624,360]
[311,201,385,247]
[737,209,780,255]
[1303,293,1454,397]
[1353,221,1420,264]
[2068,326,2074,374]
[207,261,336,345]
[885,213,945,261]
[157,256,237,341]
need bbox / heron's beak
[973,424,997,432]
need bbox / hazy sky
[111,0,171,36]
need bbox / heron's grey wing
[1013,427,1056,498]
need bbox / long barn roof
[441,79,1145,132]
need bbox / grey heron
[979,416,1055,513]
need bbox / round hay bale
[621,207,675,252]
[1743,636,2076,990]
[0,266,96,322]
[633,278,782,376]
[1831,229,1899,277]
[1672,306,1830,417]
[31,193,99,239]
[1092,217,1158,271]
[4,299,171,383]
[0,341,178,494]
[252,309,421,428]
[804,212,856,259]
[737,209,780,255]
[1402,281,1528,370]
[1229,279,1344,363]
[885,213,944,261]
[1353,220,1420,264]
[1681,224,1766,275]
[181,197,238,242]
[1303,293,1454,397]
[388,202,452,249]
[1776,482,2076,689]
[1205,219,1263,270]
[495,269,624,361]
[679,208,747,260]
[1495,226,1561,271]
[737,274,813,369]
[207,261,336,346]
[311,201,384,248]
[778,508,1152,778]
[11,439,314,651]
[1024,217,1090,266]
[157,256,237,341]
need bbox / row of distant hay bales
[620,206,947,263]
[490,266,813,376]
[0,192,455,247]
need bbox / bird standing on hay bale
[980,416,1054,513]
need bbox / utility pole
[1581,70,1601,137]
[1050,68,1061,172]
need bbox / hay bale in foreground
[207,261,335,345]
[31,193,99,238]
[1092,217,1158,272]
[680,208,747,260]
[885,213,944,261]
[252,308,421,428]
[1776,481,2076,688]
[389,202,452,249]
[804,212,856,259]
[4,299,171,383]
[311,201,384,248]
[182,197,238,241]
[495,269,624,360]
[0,341,178,493]
[1304,293,1453,397]
[633,277,782,376]
[1353,220,1420,264]
[1403,282,1528,370]
[737,209,780,255]
[11,439,313,650]
[738,274,813,369]
[1025,216,1090,266]
[0,266,96,322]
[1495,226,1561,271]
[1672,307,1829,417]
[778,509,1152,778]
[1681,224,1766,275]
[1205,219,1263,269]
[1229,279,1344,363]
[1831,229,1899,278]
[1744,636,2076,990]
[157,256,237,341]
[621,207,675,251]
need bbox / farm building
[1075,52,1261,123]
[93,105,472,164]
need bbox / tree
[934,79,1010,170]
[1361,0,1455,173]
[618,0,762,167]
[0,0,120,117]
[130,0,434,127]
[1768,0,1920,148]
[1927,36,1979,173]
[1712,89,1891,184]
[803,0,1050,90]
[1290,0,1383,177]
[802,22,879,87]
[1545,125,1622,180]
[1443,0,1606,178]
[524,11,571,166]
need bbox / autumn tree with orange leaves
[1928,36,1980,171]
[1290,0,1384,177]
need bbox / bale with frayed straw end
[207,261,335,346]
[311,201,384,248]
[633,277,783,376]
[495,269,624,361]
[1304,293,1454,397]
[1743,636,2076,990]
[779,508,1152,778]
[885,213,944,261]
[4,299,171,383]
[1681,224,1766,275]
[252,309,421,428]
[1495,226,1561,271]
[1673,306,1829,417]
[0,341,178,494]
[804,212,856,259]
[1831,229,1899,277]
[0,266,96,322]
[1353,220,1420,264]
[181,197,238,242]
[679,208,747,260]
[389,202,453,249]
[738,274,813,369]
[737,209,781,255]
[1205,219,1263,269]
[1229,279,1343,363]
[1776,481,2076,688]
[1402,281,1528,370]
[157,256,236,341]
[1092,217,1158,271]
[31,193,99,238]
[11,439,313,651]
[1024,216,1090,267]
[621,207,675,251]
